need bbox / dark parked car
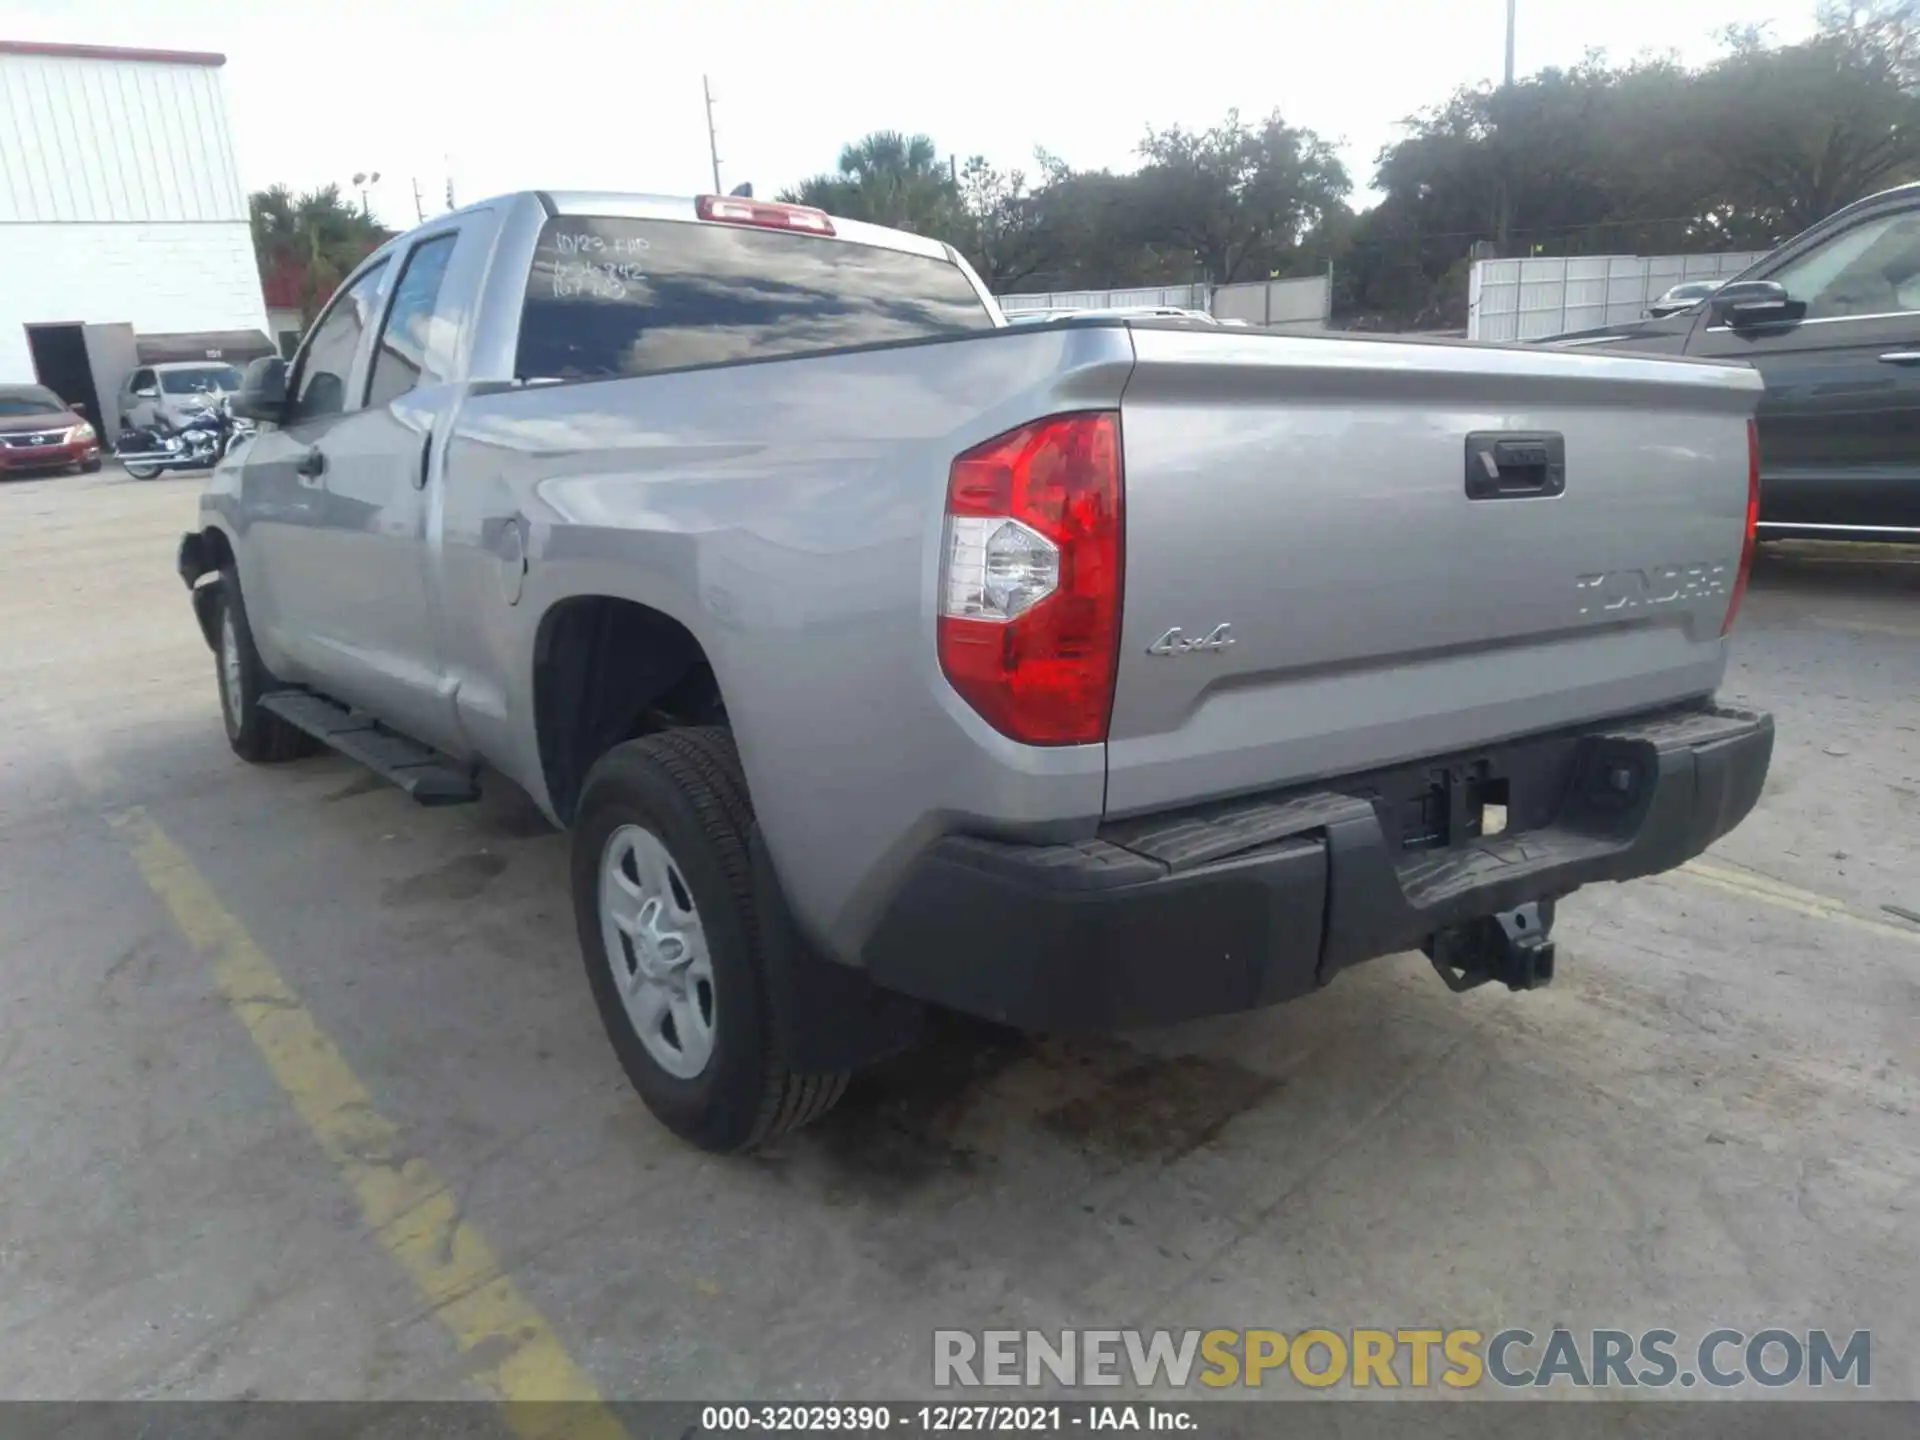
[1540,182,1920,541]
[1646,278,1726,318]
[0,384,102,478]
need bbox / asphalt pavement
[2,466,1914,1414]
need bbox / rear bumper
[863,703,1773,1030]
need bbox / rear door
[1688,196,1920,536]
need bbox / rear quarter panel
[440,326,1134,960]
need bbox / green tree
[1344,4,1920,326]
[1017,155,1175,289]
[780,131,965,237]
[955,156,1047,291]
[1130,109,1351,282]
[248,183,390,325]
[1691,1,1920,240]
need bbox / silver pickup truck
[177,190,1775,1152]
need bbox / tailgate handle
[1466,432,1565,499]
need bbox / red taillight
[937,412,1123,745]
[1723,418,1761,635]
[695,194,835,235]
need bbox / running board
[260,690,480,806]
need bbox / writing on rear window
[551,231,651,256]
[517,214,993,383]
[551,260,649,300]
[549,229,651,299]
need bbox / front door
[300,225,468,751]
[238,258,392,681]
[1689,200,1920,536]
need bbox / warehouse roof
[0,40,226,67]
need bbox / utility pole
[1495,0,1516,254]
[703,75,723,193]
[411,177,426,224]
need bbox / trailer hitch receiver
[1424,901,1556,993]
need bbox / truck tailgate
[1106,327,1764,816]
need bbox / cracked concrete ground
[2,468,1915,1411]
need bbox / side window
[287,259,390,423]
[129,369,155,395]
[365,232,459,409]
[1770,209,1920,321]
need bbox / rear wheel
[571,728,848,1151]
[124,460,162,480]
[213,570,319,763]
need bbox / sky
[2,0,1820,228]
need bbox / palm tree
[781,131,965,238]
[248,184,392,325]
[248,183,299,262]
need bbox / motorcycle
[116,391,255,480]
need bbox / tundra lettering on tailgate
[1575,563,1728,617]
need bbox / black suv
[1541,183,1920,542]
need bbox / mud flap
[751,827,925,1073]
[189,575,223,652]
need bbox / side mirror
[1710,279,1796,329]
[232,356,288,423]
[132,384,160,399]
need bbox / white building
[0,40,271,436]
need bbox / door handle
[293,446,327,479]
[1878,351,1920,365]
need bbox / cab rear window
[515,215,994,382]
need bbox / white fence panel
[1469,251,1766,341]
[997,276,1329,329]
[1211,275,1330,328]
[997,284,1210,313]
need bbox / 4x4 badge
[1147,623,1235,657]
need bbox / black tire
[213,569,320,764]
[80,458,103,474]
[571,727,848,1152]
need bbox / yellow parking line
[1679,858,1920,947]
[26,685,625,1434]
[112,808,626,1437]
